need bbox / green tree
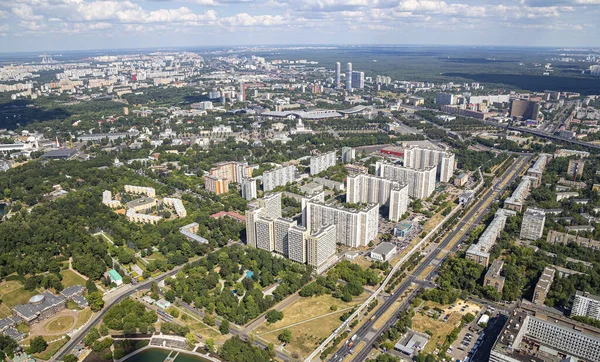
[83,327,100,346]
[63,354,78,362]
[219,319,230,335]
[205,338,215,353]
[29,336,48,354]
[265,309,284,323]
[278,329,292,344]
[86,291,105,312]
[185,332,196,349]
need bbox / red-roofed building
[210,211,246,223]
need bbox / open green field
[256,293,366,358]
[33,338,68,361]
[60,269,87,288]
[45,315,75,334]
[0,281,39,309]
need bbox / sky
[0,0,599,53]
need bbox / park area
[0,279,39,317]
[255,293,369,358]
[411,299,481,354]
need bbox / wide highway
[332,155,531,362]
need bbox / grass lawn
[1,284,39,308]
[74,308,93,329]
[256,294,365,358]
[44,316,75,334]
[412,300,481,354]
[145,252,166,261]
[17,323,30,334]
[66,300,82,310]
[33,338,68,361]
[60,269,87,288]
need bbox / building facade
[241,178,257,200]
[305,200,378,248]
[520,208,545,240]
[376,161,436,199]
[306,224,337,271]
[310,151,337,175]
[572,291,600,320]
[403,145,455,183]
[346,173,409,222]
[204,175,229,195]
[262,165,297,191]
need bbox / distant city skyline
[0,0,600,52]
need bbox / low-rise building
[532,267,555,306]
[484,259,505,294]
[13,292,66,325]
[370,242,396,262]
[108,269,123,286]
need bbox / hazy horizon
[1,0,600,53]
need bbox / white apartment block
[307,224,337,271]
[403,145,455,183]
[520,207,545,240]
[245,193,282,249]
[255,217,274,251]
[124,185,156,198]
[466,208,516,267]
[274,218,296,257]
[126,209,162,224]
[262,165,297,191]
[572,291,600,320]
[310,151,337,175]
[305,200,378,248]
[346,174,409,222]
[102,190,122,209]
[241,178,257,200]
[209,161,253,184]
[376,161,436,199]
[289,226,309,264]
[163,197,186,218]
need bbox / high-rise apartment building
[510,99,541,120]
[435,92,455,106]
[376,161,436,199]
[204,175,229,195]
[335,62,341,89]
[403,145,455,182]
[351,71,364,89]
[346,63,352,91]
[346,173,409,222]
[342,147,355,163]
[262,165,297,191]
[245,192,282,249]
[274,218,296,257]
[289,225,309,263]
[572,291,600,320]
[520,207,545,240]
[305,200,378,248]
[255,217,274,251]
[241,178,257,200]
[306,224,337,272]
[310,151,337,175]
[209,161,252,184]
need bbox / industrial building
[370,242,396,262]
[490,302,600,362]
